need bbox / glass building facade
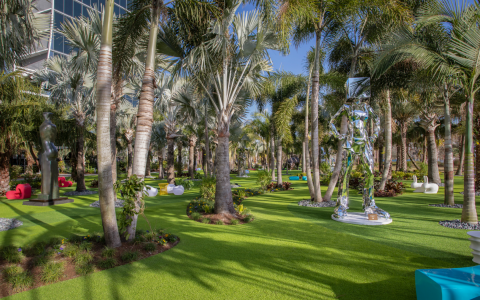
[20,0,129,72]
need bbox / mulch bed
[188,213,252,225]
[0,238,179,297]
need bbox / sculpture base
[332,212,392,226]
[23,197,74,206]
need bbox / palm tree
[117,101,137,177]
[0,0,49,71]
[391,90,419,171]
[188,5,280,215]
[95,0,122,247]
[34,56,95,192]
[151,121,167,178]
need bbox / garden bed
[0,231,179,297]
[188,212,253,225]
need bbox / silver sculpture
[330,78,390,220]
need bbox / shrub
[3,266,33,291]
[121,251,139,262]
[157,238,167,246]
[417,162,428,178]
[49,237,63,247]
[403,172,414,180]
[256,170,271,191]
[187,199,214,215]
[215,220,224,225]
[58,161,66,173]
[194,172,203,179]
[24,242,46,257]
[75,263,94,275]
[23,173,41,189]
[144,232,156,242]
[232,189,246,205]
[9,165,23,182]
[191,212,202,220]
[176,178,194,190]
[144,243,156,252]
[74,251,94,265]
[199,177,216,201]
[391,171,405,180]
[320,162,332,175]
[1,246,24,263]
[164,234,177,242]
[90,180,99,188]
[282,182,292,190]
[63,245,79,258]
[32,255,50,266]
[101,247,116,258]
[41,262,64,283]
[69,234,85,244]
[230,219,239,225]
[244,215,254,223]
[98,258,117,269]
[201,218,211,224]
[78,242,93,251]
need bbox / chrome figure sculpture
[330,78,390,220]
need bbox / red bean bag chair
[6,184,32,200]
[58,177,73,187]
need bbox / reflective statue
[37,112,59,200]
[330,78,390,220]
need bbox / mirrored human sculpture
[329,78,390,220]
[37,112,60,200]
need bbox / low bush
[121,251,139,262]
[32,255,50,267]
[199,177,216,201]
[74,251,94,265]
[75,263,94,275]
[1,246,24,263]
[78,242,93,251]
[202,218,211,224]
[230,219,239,225]
[191,212,202,220]
[98,258,117,269]
[23,242,46,257]
[101,247,116,258]
[41,262,64,283]
[144,243,156,252]
[3,266,33,291]
[176,178,195,190]
[90,180,99,188]
[256,170,271,191]
[187,199,214,215]
[215,220,224,225]
[244,215,254,223]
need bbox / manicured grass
[0,172,477,299]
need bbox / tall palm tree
[117,101,137,177]
[188,5,281,215]
[95,0,122,247]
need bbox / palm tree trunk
[127,142,133,177]
[456,134,464,175]
[302,142,306,173]
[422,135,427,163]
[324,116,347,201]
[270,125,275,181]
[426,126,441,184]
[76,124,87,192]
[189,138,195,179]
[303,69,315,199]
[0,150,11,195]
[462,96,478,224]
[277,138,283,186]
[131,2,160,180]
[379,90,392,190]
[110,108,117,182]
[214,135,235,215]
[145,147,151,176]
[177,141,183,175]
[443,95,454,205]
[167,138,175,184]
[378,141,384,173]
[396,145,400,171]
[204,106,210,177]
[158,153,164,179]
[311,31,322,202]
[400,122,407,171]
[95,0,121,248]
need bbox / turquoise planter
[415,266,480,300]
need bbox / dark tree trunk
[189,138,195,179]
[400,122,408,171]
[426,127,441,184]
[378,143,384,173]
[423,135,427,163]
[0,150,11,195]
[456,134,465,176]
[177,141,183,175]
[324,115,347,201]
[277,138,283,186]
[379,90,392,190]
[167,138,175,184]
[145,147,151,176]
[214,135,236,215]
[396,145,400,171]
[70,152,78,182]
[127,142,133,177]
[270,125,275,181]
[76,125,87,192]
[443,94,454,205]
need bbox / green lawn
[0,172,477,299]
